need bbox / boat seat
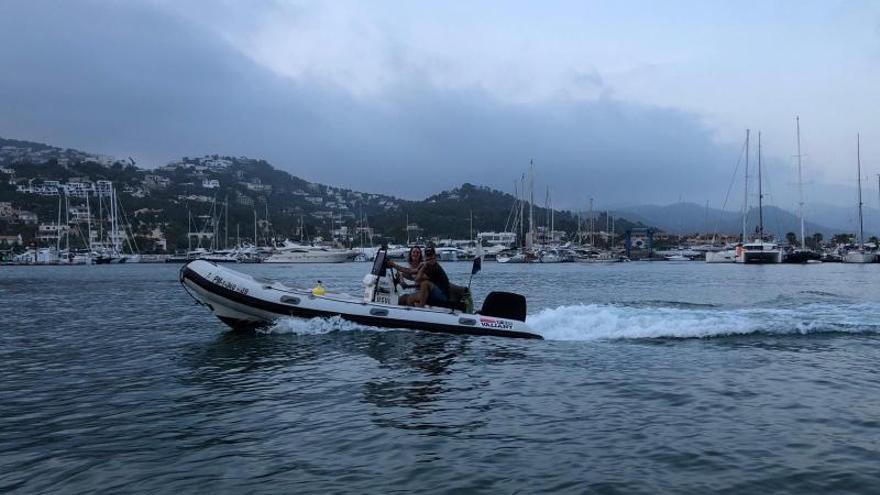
[430,284,468,312]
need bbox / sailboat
[784,117,821,263]
[736,131,783,264]
[497,161,540,263]
[844,134,875,263]
[707,132,747,263]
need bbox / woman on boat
[387,246,424,305]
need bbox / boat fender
[312,281,326,296]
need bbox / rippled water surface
[3,261,880,493]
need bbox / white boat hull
[735,243,783,264]
[180,260,542,339]
[705,250,736,263]
[264,249,357,263]
[844,251,875,263]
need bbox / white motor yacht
[264,243,357,263]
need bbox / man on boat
[389,246,451,307]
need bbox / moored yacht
[736,131,783,264]
[736,241,783,264]
[844,250,875,263]
[705,247,737,263]
[264,242,358,263]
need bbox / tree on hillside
[785,232,797,246]
[810,232,823,248]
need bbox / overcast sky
[1,0,878,209]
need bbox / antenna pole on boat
[796,116,805,250]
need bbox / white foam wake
[528,303,880,341]
[261,315,378,336]
[258,303,880,341]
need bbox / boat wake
[259,301,880,342]
[261,315,379,336]
[530,302,880,341]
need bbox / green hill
[0,137,648,250]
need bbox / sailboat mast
[589,197,594,246]
[56,194,62,253]
[85,193,93,253]
[611,214,615,247]
[742,129,750,242]
[528,160,535,248]
[224,196,228,250]
[519,175,525,248]
[98,187,103,249]
[65,192,70,253]
[545,186,550,245]
[757,131,764,239]
[112,185,120,253]
[796,117,805,249]
[188,208,192,252]
[857,133,864,248]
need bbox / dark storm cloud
[0,1,740,208]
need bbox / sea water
[2,262,879,493]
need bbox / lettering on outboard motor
[479,317,513,330]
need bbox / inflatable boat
[179,251,542,340]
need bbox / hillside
[0,137,647,250]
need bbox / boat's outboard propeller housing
[364,249,398,305]
[479,292,527,322]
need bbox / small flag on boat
[472,243,483,275]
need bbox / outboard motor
[363,249,398,305]
[479,292,527,322]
